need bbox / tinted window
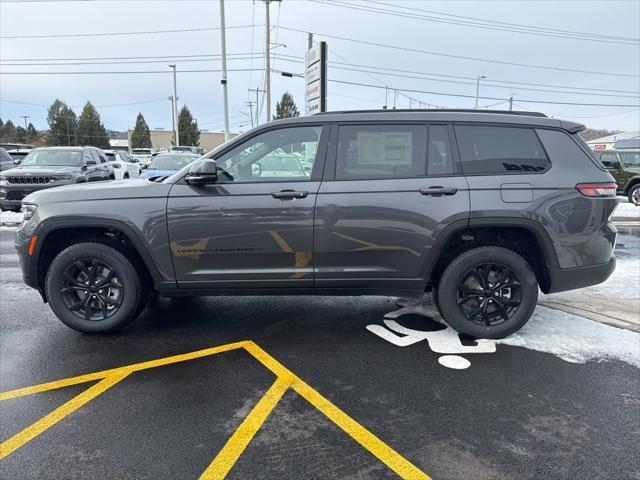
[427,125,454,176]
[214,126,321,183]
[538,129,602,170]
[599,153,620,168]
[455,125,549,174]
[620,151,640,167]
[336,124,426,180]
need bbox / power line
[0,24,259,39]
[312,0,639,46]
[277,26,639,78]
[0,68,263,75]
[0,55,266,66]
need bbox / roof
[614,139,640,149]
[109,139,129,148]
[267,109,584,132]
[586,131,640,144]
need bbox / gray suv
[14,110,618,338]
[1,146,112,212]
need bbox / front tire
[437,246,538,339]
[45,242,147,333]
[628,184,640,206]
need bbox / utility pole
[169,64,180,146]
[263,0,281,122]
[474,75,486,109]
[509,96,513,111]
[20,115,30,142]
[168,95,176,143]
[219,0,230,141]
[246,101,256,128]
[249,86,265,126]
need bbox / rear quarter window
[536,129,606,171]
[454,125,549,175]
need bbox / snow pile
[613,198,640,219]
[0,211,22,225]
[499,306,640,367]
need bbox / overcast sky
[1,0,639,134]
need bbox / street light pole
[168,95,176,143]
[169,64,179,146]
[219,0,230,141]
[21,115,30,143]
[264,0,271,123]
[474,75,486,109]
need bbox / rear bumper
[546,256,616,294]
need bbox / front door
[167,124,328,289]
[314,123,470,291]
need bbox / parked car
[592,149,640,205]
[0,148,14,172]
[169,145,204,155]
[0,146,112,212]
[15,110,618,337]
[141,152,200,179]
[0,143,34,151]
[104,150,141,180]
[7,148,36,166]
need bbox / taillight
[113,163,121,169]
[575,183,617,197]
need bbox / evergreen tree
[0,118,3,132]
[46,99,78,146]
[26,123,38,142]
[1,120,18,142]
[15,126,27,143]
[177,105,200,146]
[76,101,110,148]
[273,92,300,119]
[130,113,152,148]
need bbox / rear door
[314,122,470,291]
[167,124,328,289]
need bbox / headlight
[0,176,8,187]
[21,203,38,222]
[51,175,71,182]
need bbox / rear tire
[437,246,538,339]
[628,184,640,206]
[45,242,148,333]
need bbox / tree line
[2,91,299,149]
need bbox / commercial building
[126,128,238,153]
[586,131,640,150]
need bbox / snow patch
[613,198,640,219]
[498,306,640,367]
[0,211,22,225]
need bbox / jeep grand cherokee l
[14,110,618,338]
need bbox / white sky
[1,0,639,133]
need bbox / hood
[24,178,172,205]
[1,165,80,176]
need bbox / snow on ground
[614,197,640,219]
[0,211,22,225]
[498,306,640,367]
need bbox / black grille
[6,176,52,184]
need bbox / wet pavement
[1,229,639,480]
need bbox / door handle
[271,190,309,199]
[419,186,459,196]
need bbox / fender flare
[623,175,640,193]
[31,216,166,291]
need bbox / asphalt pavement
[1,229,639,480]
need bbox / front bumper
[546,256,616,294]
[0,183,65,209]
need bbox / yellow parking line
[0,340,431,479]
[244,342,430,480]
[0,372,130,460]
[199,377,290,480]
[0,341,247,401]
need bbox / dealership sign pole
[305,41,327,115]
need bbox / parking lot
[1,215,639,480]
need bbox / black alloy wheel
[60,259,124,321]
[456,263,522,327]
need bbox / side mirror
[13,159,21,165]
[141,164,148,170]
[184,159,217,185]
[85,159,97,167]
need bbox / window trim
[452,122,552,177]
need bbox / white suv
[103,150,141,180]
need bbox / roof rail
[313,109,548,118]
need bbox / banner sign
[305,41,327,115]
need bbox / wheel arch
[623,175,640,194]
[32,217,164,299]
[422,217,558,294]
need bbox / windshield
[620,152,640,167]
[105,153,117,160]
[149,154,198,170]
[131,149,152,154]
[22,150,83,167]
[259,155,301,171]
